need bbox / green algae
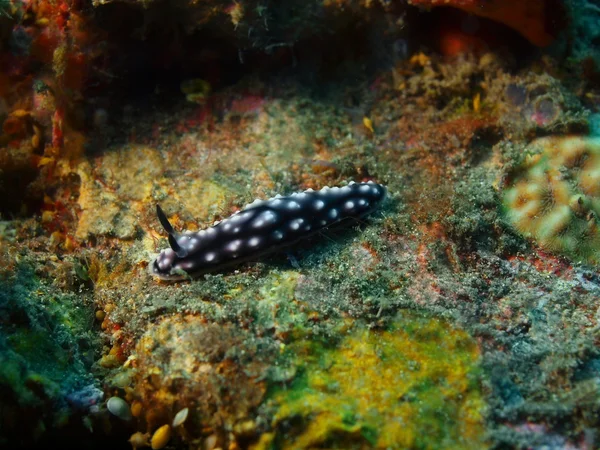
[256,270,308,338]
[259,311,486,450]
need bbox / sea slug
[151,181,387,280]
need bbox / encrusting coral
[502,136,600,265]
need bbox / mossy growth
[257,311,486,450]
[502,136,600,265]
[0,262,100,446]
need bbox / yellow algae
[131,401,143,418]
[171,180,231,224]
[409,52,430,67]
[180,78,212,103]
[75,160,121,239]
[363,116,374,134]
[473,93,481,113]
[101,146,164,201]
[263,312,486,449]
[226,1,244,29]
[74,145,165,240]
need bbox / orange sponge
[408,0,565,47]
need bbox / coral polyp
[502,136,600,264]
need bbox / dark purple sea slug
[151,181,387,280]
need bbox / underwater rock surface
[2,0,600,449]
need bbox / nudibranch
[151,181,387,280]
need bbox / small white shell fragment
[107,396,132,421]
[110,370,133,387]
[204,433,218,450]
[172,407,189,427]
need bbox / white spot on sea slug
[368,180,374,184]
[226,240,242,252]
[233,226,241,233]
[358,199,367,206]
[320,220,327,226]
[158,258,170,271]
[273,230,284,240]
[205,252,216,262]
[371,186,379,195]
[290,218,304,230]
[248,237,261,247]
[348,181,355,185]
[287,201,301,210]
[360,185,371,193]
[305,188,314,192]
[295,192,308,199]
[178,261,195,270]
[206,227,217,235]
[304,225,311,231]
[187,238,200,250]
[253,210,278,228]
[314,200,325,210]
[320,186,330,193]
[233,211,255,222]
[329,209,339,219]
[270,199,284,207]
[344,201,355,210]
[156,249,175,271]
[340,186,351,194]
